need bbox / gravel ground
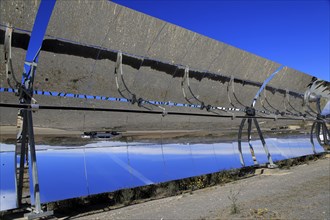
[67,156,330,220]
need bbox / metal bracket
[304,78,330,150]
[283,89,305,117]
[226,75,245,108]
[262,89,282,116]
[114,51,136,103]
[310,119,330,152]
[237,116,276,168]
[303,90,319,116]
[15,102,43,217]
[114,52,166,114]
[13,0,56,217]
[259,91,272,115]
[14,34,42,219]
[252,66,285,117]
[181,66,205,109]
[237,66,286,168]
[4,24,20,90]
[247,118,258,165]
[180,68,237,117]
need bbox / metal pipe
[0,102,309,121]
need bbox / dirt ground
[58,155,329,220]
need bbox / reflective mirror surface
[0,144,17,211]
[0,136,324,210]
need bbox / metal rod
[247,118,258,165]
[26,110,42,213]
[316,123,322,146]
[0,102,309,121]
[16,110,28,206]
[251,65,285,108]
[253,118,275,166]
[238,118,246,167]
[322,122,329,145]
[310,121,317,154]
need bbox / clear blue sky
[112,0,329,81]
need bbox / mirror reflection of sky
[0,152,17,211]
[0,136,324,211]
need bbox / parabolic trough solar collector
[0,0,316,132]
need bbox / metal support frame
[5,22,45,215]
[181,66,236,118]
[5,23,27,208]
[304,79,330,151]
[261,88,282,116]
[23,109,53,220]
[12,0,57,216]
[181,66,205,108]
[284,89,303,116]
[304,90,321,115]
[247,118,258,165]
[114,52,166,115]
[114,51,137,103]
[237,66,284,168]
[227,75,245,108]
[237,109,276,168]
[15,58,53,219]
[309,114,330,152]
[15,59,53,218]
[4,24,20,91]
[15,110,27,207]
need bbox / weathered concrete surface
[0,0,40,31]
[0,0,316,132]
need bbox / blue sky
[112,0,329,81]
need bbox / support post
[321,122,329,145]
[310,121,317,154]
[253,118,276,168]
[15,1,56,216]
[26,110,41,213]
[247,119,258,165]
[23,109,53,219]
[237,118,246,167]
[15,110,28,206]
[238,105,277,168]
[315,123,322,146]
[237,66,285,169]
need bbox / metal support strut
[181,66,205,108]
[237,66,284,168]
[12,1,57,218]
[310,117,330,152]
[114,52,167,115]
[237,107,276,168]
[114,51,137,103]
[227,75,245,108]
[9,31,44,216]
[304,78,330,151]
[4,24,21,91]
[15,59,53,219]
[181,66,235,118]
